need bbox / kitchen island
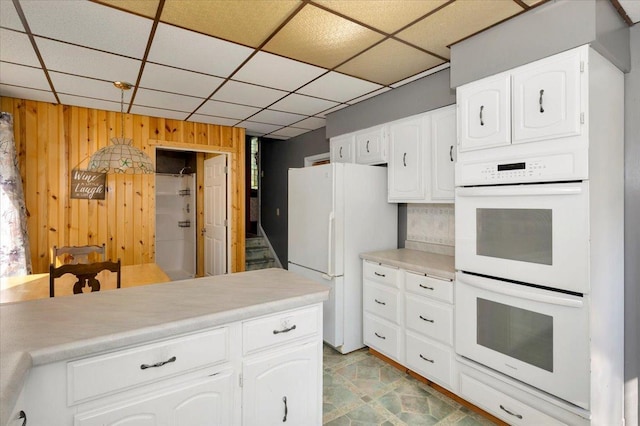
[0,268,329,426]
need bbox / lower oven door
[455,181,589,293]
[455,272,590,409]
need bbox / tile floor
[323,345,496,425]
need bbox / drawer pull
[283,396,288,422]
[419,354,434,363]
[374,299,386,306]
[273,324,297,334]
[140,356,176,370]
[18,410,27,426]
[419,315,434,323]
[374,271,386,277]
[500,404,523,420]
[374,332,386,340]
[419,284,434,290]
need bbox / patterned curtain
[0,112,32,277]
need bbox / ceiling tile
[396,0,524,59]
[249,110,307,126]
[36,37,141,83]
[20,0,152,59]
[239,121,283,136]
[293,116,326,130]
[0,84,57,103]
[160,0,301,48]
[263,4,385,69]
[187,114,240,127]
[297,71,382,103]
[92,0,161,19]
[619,0,640,23]
[212,80,287,108]
[390,63,450,88]
[139,63,224,98]
[269,93,339,116]
[316,0,449,33]
[347,87,391,104]
[337,39,444,86]
[49,72,131,103]
[269,127,309,138]
[0,62,50,91]
[130,105,190,120]
[521,0,548,6]
[196,100,261,120]
[0,29,40,67]
[318,104,350,118]
[233,51,326,91]
[133,88,204,112]
[147,23,253,77]
[0,1,23,31]
[57,94,121,112]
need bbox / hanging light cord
[120,86,125,140]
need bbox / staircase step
[245,258,278,271]
[246,237,269,249]
[246,247,273,261]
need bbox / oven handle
[456,185,583,198]
[458,273,584,308]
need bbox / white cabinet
[388,106,456,203]
[355,125,387,165]
[458,46,585,152]
[330,134,354,163]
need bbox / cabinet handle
[403,152,407,167]
[18,411,26,426]
[539,89,545,113]
[374,298,386,306]
[140,356,176,370]
[366,140,370,153]
[449,145,454,162]
[419,354,434,363]
[419,284,434,291]
[500,404,523,420]
[273,324,297,334]
[479,105,484,126]
[374,271,386,278]
[339,146,343,158]
[419,315,434,323]
[282,396,288,422]
[374,332,386,340]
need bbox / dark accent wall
[260,128,329,266]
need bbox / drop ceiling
[0,0,635,140]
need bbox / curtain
[0,112,32,277]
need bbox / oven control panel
[457,154,577,185]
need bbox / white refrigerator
[288,162,397,354]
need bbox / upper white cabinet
[388,105,456,203]
[355,125,387,165]
[330,134,354,163]
[458,46,585,152]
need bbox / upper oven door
[455,181,589,293]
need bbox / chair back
[49,259,121,297]
[51,244,106,266]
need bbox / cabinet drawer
[459,372,566,425]
[363,313,401,361]
[68,327,229,405]
[405,295,453,345]
[405,271,453,303]
[363,282,400,323]
[243,305,320,355]
[405,331,454,390]
[363,261,398,288]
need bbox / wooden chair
[51,244,106,266]
[49,259,121,297]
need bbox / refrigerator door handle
[327,211,335,276]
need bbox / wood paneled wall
[0,97,245,274]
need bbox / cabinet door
[75,371,235,426]
[388,115,427,202]
[355,125,387,165]
[430,105,456,200]
[457,73,511,152]
[330,134,354,163]
[243,341,320,426]
[512,48,583,144]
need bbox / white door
[430,105,456,200]
[205,155,227,276]
[388,115,426,201]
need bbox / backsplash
[406,204,455,248]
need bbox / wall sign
[70,169,106,200]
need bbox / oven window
[477,298,553,372]
[476,208,552,265]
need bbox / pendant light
[88,82,154,174]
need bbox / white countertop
[0,268,329,426]
[360,248,455,280]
